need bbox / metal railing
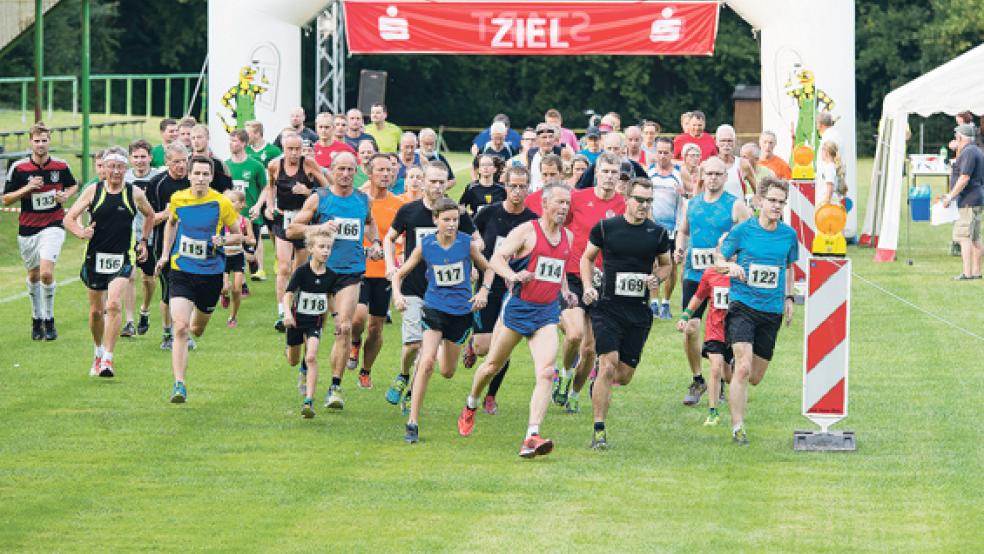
[0,72,206,122]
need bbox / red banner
[343,1,720,56]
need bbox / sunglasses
[629,195,653,204]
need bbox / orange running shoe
[458,405,476,436]
[518,435,554,458]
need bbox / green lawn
[1,155,982,552]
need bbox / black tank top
[275,156,316,211]
[86,182,135,261]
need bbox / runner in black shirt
[459,154,507,215]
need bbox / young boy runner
[391,198,493,444]
[220,190,257,327]
[283,228,336,418]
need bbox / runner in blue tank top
[674,156,751,407]
[391,198,494,445]
[717,177,798,446]
[288,152,383,411]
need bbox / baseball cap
[619,160,634,180]
[585,126,601,139]
[535,123,555,135]
[955,123,976,138]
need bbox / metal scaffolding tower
[315,0,345,115]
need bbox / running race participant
[674,156,750,406]
[677,253,733,427]
[288,152,382,409]
[715,124,757,202]
[64,149,155,377]
[122,139,161,336]
[146,143,191,350]
[348,154,403,387]
[245,119,281,282]
[462,165,538,415]
[219,190,256,327]
[155,156,244,403]
[3,122,78,341]
[150,118,178,168]
[284,227,336,418]
[718,177,797,445]
[647,137,685,320]
[458,181,575,458]
[555,152,626,413]
[264,133,328,332]
[581,178,673,449]
[459,154,506,215]
[225,130,268,283]
[383,161,480,410]
[313,112,357,169]
[189,124,233,193]
[392,198,492,444]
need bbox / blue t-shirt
[316,188,370,274]
[578,149,601,165]
[684,192,738,282]
[422,231,473,316]
[720,218,798,314]
[472,128,522,153]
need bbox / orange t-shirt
[759,155,792,180]
[365,193,406,278]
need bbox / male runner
[581,178,673,449]
[313,112,356,168]
[383,161,480,409]
[716,124,757,202]
[264,133,328,331]
[348,154,403,387]
[155,156,244,403]
[462,165,538,415]
[647,137,686,320]
[122,139,161,336]
[554,152,626,413]
[189,124,233,192]
[392,198,492,444]
[150,118,178,168]
[674,156,750,406]
[343,108,377,151]
[458,181,575,458]
[65,149,155,377]
[245,119,283,166]
[225,130,268,283]
[3,122,78,340]
[718,177,798,445]
[288,152,382,409]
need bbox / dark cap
[619,160,634,180]
[585,126,601,139]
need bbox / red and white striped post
[795,257,855,450]
[788,180,816,284]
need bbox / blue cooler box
[910,185,931,221]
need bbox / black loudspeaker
[358,70,387,115]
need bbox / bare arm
[305,158,329,188]
[286,194,321,240]
[390,245,423,310]
[63,185,96,239]
[155,214,178,275]
[383,226,401,279]
[580,242,602,305]
[3,175,43,205]
[489,223,534,282]
[674,207,690,262]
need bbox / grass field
[2,150,983,552]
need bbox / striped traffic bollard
[793,257,856,451]
[787,179,816,286]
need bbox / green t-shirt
[247,142,282,166]
[226,155,268,224]
[151,144,166,168]
[365,121,402,153]
[354,167,369,189]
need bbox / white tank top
[722,157,744,199]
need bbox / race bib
[433,261,464,286]
[282,209,298,228]
[533,256,564,284]
[712,286,730,310]
[690,247,716,270]
[296,292,328,316]
[31,190,57,211]
[493,236,505,253]
[232,180,247,194]
[614,272,647,297]
[415,227,437,247]
[179,235,208,260]
[94,252,124,275]
[334,217,361,241]
[748,264,779,289]
[591,267,603,289]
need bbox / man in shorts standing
[123,139,161,336]
[942,124,984,280]
[718,177,797,444]
[3,122,78,340]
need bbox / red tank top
[514,220,571,304]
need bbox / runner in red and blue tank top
[458,181,578,459]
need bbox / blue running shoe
[385,374,409,405]
[650,302,661,318]
[170,381,187,403]
[405,423,419,444]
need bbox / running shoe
[405,423,419,444]
[31,318,44,341]
[248,259,259,274]
[251,269,267,281]
[483,395,497,415]
[227,318,238,329]
[703,408,721,427]
[346,344,360,370]
[385,312,393,324]
[297,363,308,397]
[462,339,477,369]
[89,355,100,377]
[43,318,57,341]
[564,394,580,414]
[160,335,173,351]
[301,399,315,419]
[660,303,672,320]
[241,283,250,298]
[324,385,345,410]
[187,336,197,351]
[385,375,408,405]
[170,381,187,403]
[683,379,707,406]
[553,372,573,405]
[458,405,476,436]
[137,313,150,335]
[732,425,749,446]
[519,435,554,458]
[98,358,115,378]
[649,302,661,318]
[358,370,372,389]
[220,293,230,309]
[591,428,608,450]
[274,318,286,333]
[120,321,136,337]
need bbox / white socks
[466,395,477,410]
[26,280,42,318]
[526,425,539,439]
[41,282,56,319]
[94,345,104,358]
